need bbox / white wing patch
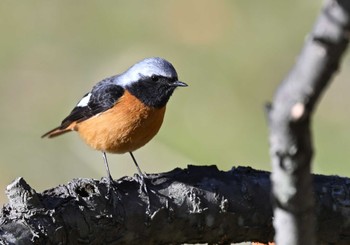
[77,93,92,107]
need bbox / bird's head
[117,57,187,108]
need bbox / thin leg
[102,152,122,201]
[102,151,114,182]
[129,152,144,177]
[129,152,150,206]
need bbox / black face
[126,75,181,108]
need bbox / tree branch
[1,166,350,244]
[267,0,350,244]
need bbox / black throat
[126,78,176,108]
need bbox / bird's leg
[129,152,150,195]
[101,152,124,219]
[129,151,145,177]
[102,151,114,183]
[102,151,122,201]
[128,152,152,213]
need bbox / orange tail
[41,124,75,138]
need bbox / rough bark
[266,0,350,244]
[0,165,350,244]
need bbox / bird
[42,57,187,183]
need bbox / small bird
[42,57,187,182]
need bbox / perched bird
[42,57,187,182]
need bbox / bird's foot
[104,176,122,202]
[135,173,152,213]
[136,173,148,194]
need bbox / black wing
[60,80,124,129]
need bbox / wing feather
[42,79,124,138]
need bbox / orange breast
[75,91,166,154]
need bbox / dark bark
[0,165,350,244]
[266,0,350,244]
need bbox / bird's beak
[173,81,188,87]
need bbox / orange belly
[74,91,166,154]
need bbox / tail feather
[41,125,74,138]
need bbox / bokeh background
[1,1,350,205]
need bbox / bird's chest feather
[76,91,166,153]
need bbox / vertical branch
[267,0,350,244]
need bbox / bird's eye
[151,75,159,82]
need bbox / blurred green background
[1,1,350,205]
